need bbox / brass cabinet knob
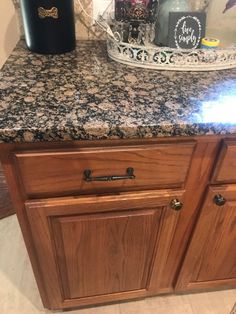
[171,199,183,211]
[214,194,226,207]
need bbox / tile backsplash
[13,0,236,46]
[74,0,106,40]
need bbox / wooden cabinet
[0,162,14,219]
[25,190,183,309]
[176,185,236,291]
[176,139,236,291]
[1,137,236,310]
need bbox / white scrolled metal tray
[107,37,236,71]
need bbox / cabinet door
[176,185,236,291]
[25,190,183,310]
[0,162,14,219]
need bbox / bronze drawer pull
[84,167,135,182]
[214,194,226,207]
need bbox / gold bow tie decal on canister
[38,7,59,19]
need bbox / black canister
[20,0,76,54]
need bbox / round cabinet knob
[214,194,226,207]
[171,199,183,211]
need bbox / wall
[207,0,236,47]
[0,1,20,69]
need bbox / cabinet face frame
[25,190,184,309]
[176,185,236,291]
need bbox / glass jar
[155,0,190,46]
[115,0,158,23]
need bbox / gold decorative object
[38,7,59,19]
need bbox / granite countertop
[0,40,236,143]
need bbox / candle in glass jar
[115,0,158,22]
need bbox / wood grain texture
[153,139,221,293]
[176,185,236,291]
[212,140,236,183]
[0,162,14,219]
[53,209,159,299]
[13,142,195,198]
[25,189,184,309]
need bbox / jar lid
[201,38,220,47]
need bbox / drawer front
[14,142,195,197]
[212,140,236,183]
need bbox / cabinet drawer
[13,142,195,198]
[212,140,236,183]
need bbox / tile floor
[0,215,235,314]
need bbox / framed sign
[168,12,206,49]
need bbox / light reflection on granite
[0,40,236,143]
[201,96,236,123]
[196,82,236,123]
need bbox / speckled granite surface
[0,40,236,143]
